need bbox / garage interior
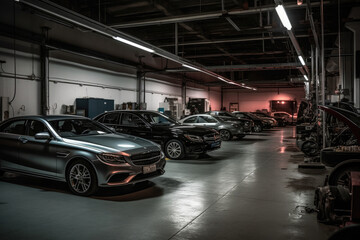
[0,0,360,239]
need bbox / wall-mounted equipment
[187,98,210,114]
[76,98,114,118]
[159,98,183,120]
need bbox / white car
[270,111,297,124]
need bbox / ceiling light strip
[275,5,292,30]
[112,36,154,53]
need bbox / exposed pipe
[205,62,303,71]
[158,34,311,47]
[306,0,320,50]
[321,0,326,148]
[175,23,178,55]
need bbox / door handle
[19,137,28,144]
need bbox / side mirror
[35,132,51,140]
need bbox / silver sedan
[0,115,166,196]
[179,114,245,141]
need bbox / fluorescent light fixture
[112,36,154,53]
[298,56,305,66]
[275,5,292,30]
[183,64,201,72]
[304,75,308,81]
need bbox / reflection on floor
[0,126,339,240]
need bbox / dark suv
[94,110,221,160]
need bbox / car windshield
[140,112,178,125]
[49,119,112,137]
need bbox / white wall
[0,47,217,117]
[0,48,41,116]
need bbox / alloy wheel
[69,163,92,194]
[166,141,182,159]
[220,130,231,141]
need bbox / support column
[182,80,186,114]
[40,27,49,115]
[341,32,354,101]
[175,23,178,56]
[136,70,143,108]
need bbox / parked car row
[0,109,289,196]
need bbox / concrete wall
[222,87,305,112]
[0,47,221,117]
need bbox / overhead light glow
[183,64,200,72]
[304,75,308,81]
[113,36,154,53]
[298,56,305,66]
[275,5,292,30]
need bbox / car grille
[131,151,161,166]
[203,133,221,143]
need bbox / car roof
[4,115,88,122]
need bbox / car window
[28,120,49,136]
[49,119,111,137]
[199,116,218,123]
[0,120,26,135]
[183,116,197,123]
[121,113,142,126]
[140,112,176,125]
[101,113,120,124]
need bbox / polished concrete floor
[0,126,339,240]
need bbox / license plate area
[143,164,157,174]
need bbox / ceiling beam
[205,62,303,71]
[158,34,311,47]
[185,51,287,59]
[146,0,245,64]
[110,1,329,28]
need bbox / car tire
[165,139,185,160]
[254,124,262,132]
[301,140,319,156]
[219,130,232,141]
[66,159,98,196]
[328,163,360,188]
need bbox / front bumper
[94,157,166,187]
[184,140,221,154]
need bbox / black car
[252,111,286,127]
[232,112,264,132]
[204,111,253,133]
[94,110,221,160]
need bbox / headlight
[244,121,250,127]
[97,153,126,164]
[160,151,165,159]
[184,134,203,142]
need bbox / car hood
[63,133,160,154]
